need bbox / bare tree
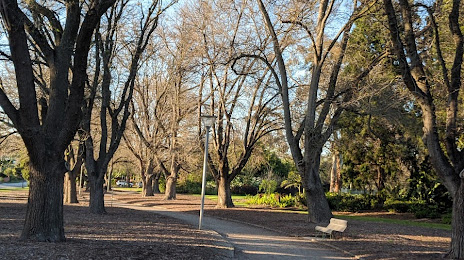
[124,71,166,197]
[254,0,379,222]
[189,0,282,208]
[82,0,170,214]
[63,142,84,203]
[0,0,116,241]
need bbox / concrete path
[111,201,354,260]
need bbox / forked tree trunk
[141,160,155,197]
[164,160,180,200]
[142,175,154,197]
[89,171,106,214]
[21,157,65,242]
[304,155,333,223]
[165,176,176,200]
[217,176,234,208]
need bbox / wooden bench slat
[315,218,347,238]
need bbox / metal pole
[199,125,210,230]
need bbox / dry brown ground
[0,190,452,259]
[113,192,451,260]
[0,191,228,260]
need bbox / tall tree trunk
[304,154,333,223]
[164,158,180,200]
[142,175,154,197]
[217,175,234,208]
[63,171,78,203]
[21,157,65,242]
[329,151,342,193]
[376,165,385,191]
[449,180,464,258]
[89,171,106,214]
[141,159,155,197]
[164,175,176,200]
[153,172,161,194]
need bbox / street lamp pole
[199,115,215,230]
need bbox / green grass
[202,194,450,230]
[334,214,451,230]
[112,187,142,192]
[194,194,249,207]
[0,187,29,192]
[261,209,450,230]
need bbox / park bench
[315,218,347,238]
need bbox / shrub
[384,199,411,213]
[259,179,278,194]
[409,201,442,219]
[326,193,380,212]
[278,194,296,208]
[245,193,296,208]
[230,176,260,195]
[295,192,307,207]
[441,212,452,224]
[231,185,258,195]
[384,199,444,219]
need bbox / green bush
[278,194,296,208]
[231,185,258,195]
[409,201,442,219]
[384,199,445,219]
[384,199,411,213]
[230,176,260,195]
[295,192,307,207]
[245,193,297,208]
[326,193,381,212]
[259,179,278,194]
[441,212,452,224]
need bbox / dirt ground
[112,192,451,260]
[0,190,451,259]
[0,191,228,260]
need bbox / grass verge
[335,214,451,230]
[0,187,29,192]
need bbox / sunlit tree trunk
[217,175,234,208]
[329,151,342,193]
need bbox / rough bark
[153,171,161,194]
[141,160,155,197]
[64,172,78,204]
[142,175,154,197]
[64,145,82,203]
[217,176,234,208]
[305,153,333,223]
[0,0,116,241]
[88,169,106,214]
[449,181,464,258]
[164,176,177,200]
[21,155,65,242]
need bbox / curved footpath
[110,200,355,260]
